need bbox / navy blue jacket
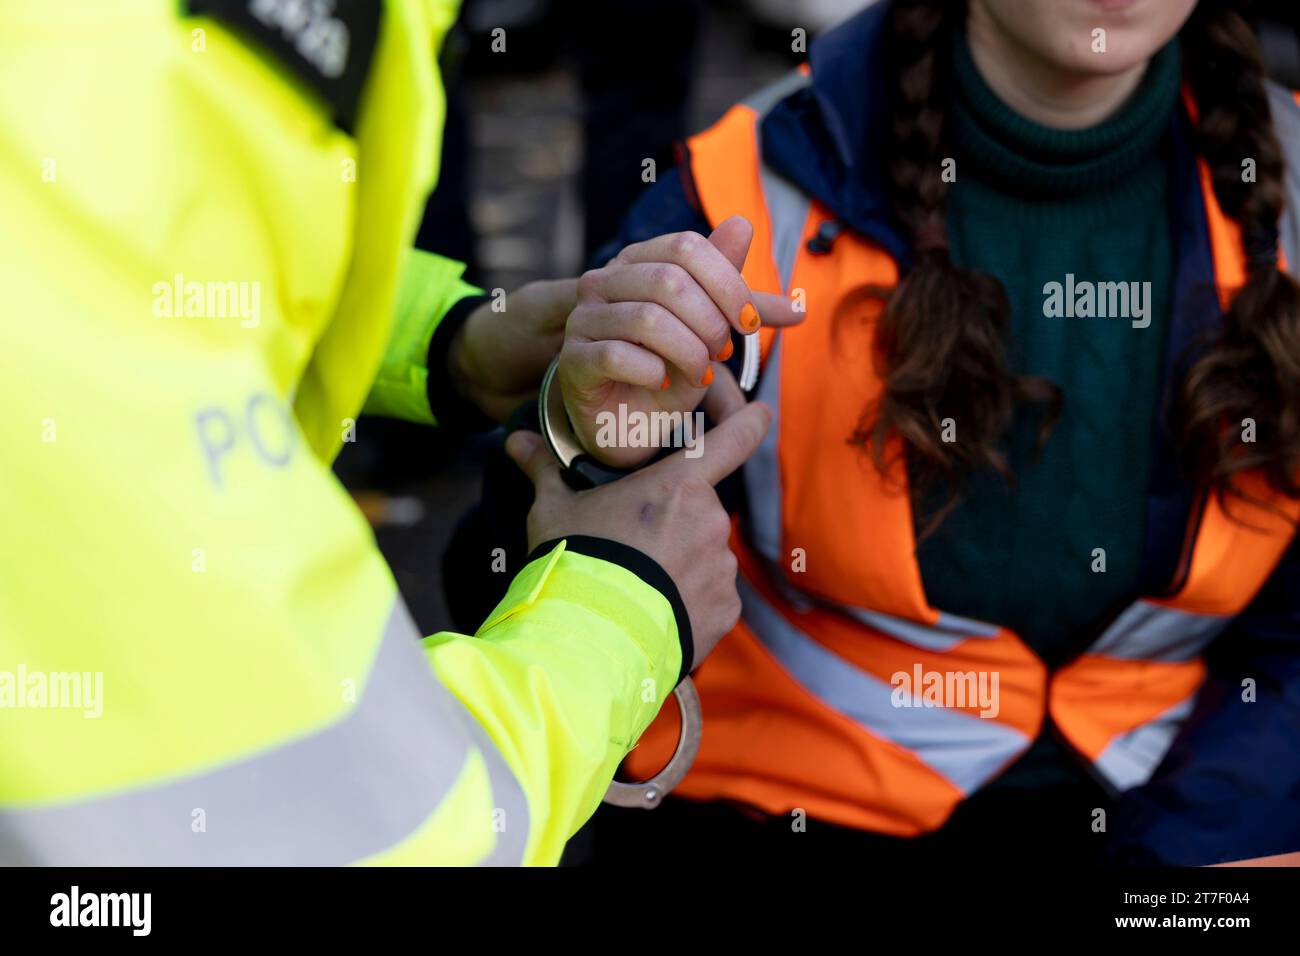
[597,2,1300,865]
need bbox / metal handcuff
[538,332,761,808]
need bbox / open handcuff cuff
[538,331,761,808]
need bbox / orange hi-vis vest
[625,74,1300,836]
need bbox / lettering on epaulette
[186,0,381,134]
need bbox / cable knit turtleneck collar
[949,31,1181,199]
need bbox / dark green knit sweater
[914,35,1180,787]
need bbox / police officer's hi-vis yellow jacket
[0,0,685,865]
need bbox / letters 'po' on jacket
[606,7,1300,865]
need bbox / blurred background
[335,0,1300,637]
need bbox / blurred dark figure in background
[416,18,481,285]
[574,0,705,260]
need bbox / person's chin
[1053,35,1156,79]
[1079,0,1144,12]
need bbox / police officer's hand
[449,278,577,423]
[505,383,769,666]
[557,216,800,469]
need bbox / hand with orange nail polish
[557,216,803,468]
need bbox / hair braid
[859,0,1060,531]
[1176,1,1300,511]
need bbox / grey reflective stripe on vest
[733,73,811,567]
[764,566,1003,652]
[765,168,813,292]
[1077,600,1222,790]
[743,335,783,565]
[1265,80,1300,275]
[740,69,811,120]
[739,577,1030,795]
[842,606,1002,651]
[464,718,531,866]
[1093,695,1197,792]
[0,602,529,865]
[1086,599,1229,662]
[740,71,814,294]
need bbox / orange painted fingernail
[717,338,734,361]
[661,375,671,390]
[739,302,760,332]
[700,366,714,387]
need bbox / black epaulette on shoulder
[186,0,382,134]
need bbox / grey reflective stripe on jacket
[737,72,809,569]
[1075,600,1221,790]
[1266,80,1300,273]
[0,602,529,866]
[1093,696,1198,792]
[740,578,1031,795]
[1085,600,1229,662]
[740,70,814,298]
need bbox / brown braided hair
[1176,1,1300,513]
[858,0,1300,530]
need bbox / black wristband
[426,293,497,433]
[527,535,694,685]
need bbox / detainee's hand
[557,216,801,468]
[506,378,768,665]
[449,278,577,423]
